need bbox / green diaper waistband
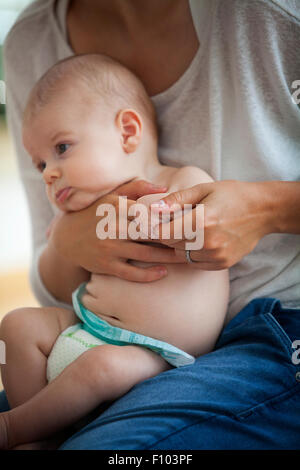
[72,283,195,368]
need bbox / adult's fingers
[112,260,168,282]
[174,247,217,264]
[115,179,167,200]
[151,204,205,252]
[151,183,213,212]
[173,247,230,270]
[121,240,183,264]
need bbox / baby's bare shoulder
[137,166,214,206]
[169,166,214,192]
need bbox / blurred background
[0,0,38,389]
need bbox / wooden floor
[0,269,39,391]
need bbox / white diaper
[46,323,106,383]
[47,283,195,382]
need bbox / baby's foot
[0,412,10,449]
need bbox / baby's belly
[81,263,229,358]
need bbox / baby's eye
[37,161,46,173]
[56,143,70,155]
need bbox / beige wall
[0,116,39,392]
[0,0,41,397]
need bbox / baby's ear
[116,109,142,153]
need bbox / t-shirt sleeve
[3,33,72,311]
[269,0,300,20]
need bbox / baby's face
[23,91,134,211]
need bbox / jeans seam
[261,298,279,315]
[264,311,294,357]
[145,384,300,450]
[221,298,280,339]
[234,382,300,419]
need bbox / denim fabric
[0,390,9,413]
[1,297,299,449]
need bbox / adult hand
[49,180,180,282]
[151,180,274,270]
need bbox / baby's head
[22,53,158,211]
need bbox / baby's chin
[54,192,102,212]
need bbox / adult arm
[152,180,300,270]
[270,181,300,234]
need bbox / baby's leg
[1,344,170,448]
[0,306,78,407]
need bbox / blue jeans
[1,297,299,449]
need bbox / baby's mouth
[55,186,72,203]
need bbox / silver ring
[185,249,196,263]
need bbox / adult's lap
[58,298,300,450]
[0,390,9,412]
[1,298,299,449]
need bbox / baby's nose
[43,166,61,184]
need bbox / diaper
[47,283,195,382]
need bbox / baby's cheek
[67,164,91,187]
[69,166,106,192]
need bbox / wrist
[246,181,276,237]
[251,181,300,235]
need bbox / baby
[0,54,229,449]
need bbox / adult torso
[66,0,199,97]
[4,0,300,318]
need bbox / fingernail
[158,267,167,275]
[151,184,167,189]
[151,200,168,208]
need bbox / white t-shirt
[3,0,300,320]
